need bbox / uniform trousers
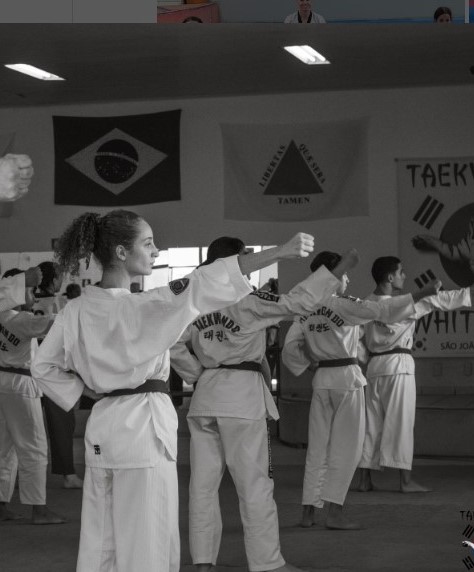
[42,396,76,475]
[188,416,285,572]
[76,443,180,572]
[0,393,48,505]
[302,387,365,507]
[359,374,416,471]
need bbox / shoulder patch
[169,278,190,295]
[251,290,280,303]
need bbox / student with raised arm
[31,209,316,572]
[282,251,440,531]
[357,256,472,493]
[0,269,64,524]
[171,238,359,572]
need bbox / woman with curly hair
[31,209,316,572]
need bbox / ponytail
[55,210,143,276]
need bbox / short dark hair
[202,236,245,266]
[434,6,452,20]
[310,251,341,273]
[65,283,82,299]
[371,256,401,285]
[3,267,22,279]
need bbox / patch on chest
[93,444,101,455]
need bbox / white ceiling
[0,23,473,108]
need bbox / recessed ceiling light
[284,45,330,65]
[5,64,65,81]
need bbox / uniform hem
[380,460,412,470]
[249,557,286,572]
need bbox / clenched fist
[279,233,315,259]
[0,154,34,201]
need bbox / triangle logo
[263,140,324,196]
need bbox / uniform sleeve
[413,288,471,319]
[8,312,54,340]
[331,294,415,326]
[227,266,340,333]
[170,326,204,384]
[282,321,311,376]
[0,273,25,312]
[31,313,85,412]
[116,255,253,359]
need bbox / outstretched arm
[237,233,314,276]
[413,219,474,266]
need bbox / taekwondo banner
[53,110,181,206]
[397,157,474,357]
[221,119,368,222]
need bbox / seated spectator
[284,0,326,23]
[65,283,81,300]
[434,6,452,22]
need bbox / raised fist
[280,233,315,259]
[0,154,34,201]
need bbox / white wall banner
[221,119,368,222]
[398,156,474,357]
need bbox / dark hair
[65,283,82,299]
[183,16,203,23]
[310,251,341,273]
[54,210,144,275]
[434,6,452,20]
[3,267,22,279]
[38,261,62,293]
[201,236,245,266]
[371,256,401,285]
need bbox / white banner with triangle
[221,119,368,221]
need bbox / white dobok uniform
[170,266,340,572]
[282,293,416,508]
[0,309,52,506]
[0,273,25,312]
[359,288,471,471]
[31,256,252,572]
[284,11,326,23]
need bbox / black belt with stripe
[369,348,412,358]
[218,361,263,373]
[103,379,170,398]
[318,358,358,368]
[0,365,31,376]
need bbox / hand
[420,279,442,298]
[412,235,440,252]
[338,248,360,272]
[279,233,314,259]
[0,154,34,201]
[24,266,42,288]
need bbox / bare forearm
[238,246,282,276]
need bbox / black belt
[103,379,170,398]
[218,361,263,373]
[318,358,358,368]
[369,348,412,358]
[0,365,31,376]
